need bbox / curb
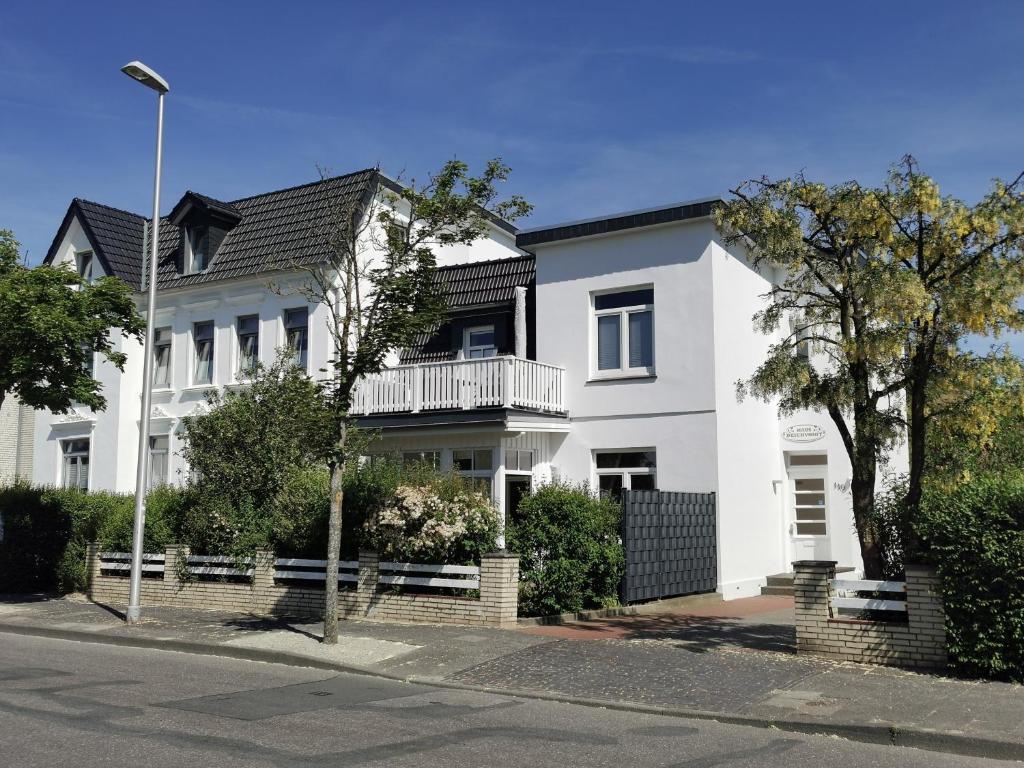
[1,622,1021,762]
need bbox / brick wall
[85,544,519,628]
[793,560,947,669]
[0,396,34,484]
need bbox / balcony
[350,356,566,417]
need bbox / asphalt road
[0,634,1004,768]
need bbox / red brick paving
[522,595,795,641]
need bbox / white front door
[788,469,831,562]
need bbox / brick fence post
[85,541,102,596]
[357,551,379,618]
[164,543,188,591]
[252,548,276,612]
[480,551,519,627]
[793,560,836,655]
[905,563,948,668]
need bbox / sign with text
[783,424,826,443]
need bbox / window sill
[181,383,218,393]
[587,371,657,384]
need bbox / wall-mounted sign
[783,424,826,443]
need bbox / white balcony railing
[350,356,565,416]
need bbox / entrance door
[505,475,532,527]
[788,468,831,562]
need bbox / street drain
[308,691,333,697]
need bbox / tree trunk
[850,441,884,579]
[322,421,346,645]
[904,349,929,527]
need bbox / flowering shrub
[363,475,499,564]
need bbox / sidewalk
[1,593,1022,759]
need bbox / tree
[0,229,144,413]
[179,352,332,513]
[292,160,530,643]
[715,159,1024,577]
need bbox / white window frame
[452,447,495,498]
[463,325,498,359]
[235,314,260,379]
[593,448,657,498]
[76,250,95,284]
[504,448,534,474]
[591,287,655,379]
[191,320,215,386]
[401,450,441,470]
[284,307,309,372]
[183,226,209,274]
[153,326,173,389]
[148,434,170,489]
[60,438,91,490]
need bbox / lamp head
[121,61,169,94]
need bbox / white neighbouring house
[34,169,903,600]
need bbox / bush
[915,472,1024,681]
[506,481,624,617]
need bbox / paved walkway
[2,593,1022,759]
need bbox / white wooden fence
[274,557,359,583]
[186,554,253,578]
[351,356,565,416]
[99,551,164,575]
[830,578,907,614]
[378,561,480,590]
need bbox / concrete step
[760,585,796,596]
[760,566,857,597]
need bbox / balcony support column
[502,357,513,409]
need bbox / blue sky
[2,1,1023,351]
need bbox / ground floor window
[453,448,494,497]
[401,450,440,470]
[504,449,534,472]
[61,438,90,490]
[595,449,656,500]
[149,435,169,489]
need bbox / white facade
[34,183,905,601]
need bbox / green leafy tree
[294,160,530,643]
[0,229,143,412]
[716,159,1024,577]
[180,352,332,515]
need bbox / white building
[35,170,897,599]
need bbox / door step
[760,567,854,597]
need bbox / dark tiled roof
[434,254,535,308]
[516,198,722,249]
[169,190,242,225]
[47,169,379,290]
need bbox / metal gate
[620,490,717,603]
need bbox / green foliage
[506,481,624,617]
[180,354,332,514]
[0,228,144,414]
[0,483,138,593]
[915,474,1024,681]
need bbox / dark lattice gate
[620,490,717,603]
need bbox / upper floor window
[61,438,90,490]
[193,321,214,385]
[236,315,260,376]
[184,226,210,273]
[595,449,657,500]
[284,308,308,369]
[148,435,169,489]
[593,288,654,377]
[76,250,95,284]
[80,342,95,378]
[464,325,497,359]
[153,326,172,388]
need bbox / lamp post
[122,60,169,625]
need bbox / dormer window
[76,250,95,283]
[184,226,210,273]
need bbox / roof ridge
[74,197,146,221]
[434,253,534,272]
[227,167,379,205]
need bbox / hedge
[916,473,1024,681]
[506,481,624,617]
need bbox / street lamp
[122,60,168,625]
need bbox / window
[285,308,309,369]
[793,476,827,536]
[593,288,654,376]
[453,448,494,497]
[153,327,172,388]
[148,435,169,489]
[184,226,210,273]
[464,325,497,359]
[402,450,440,469]
[61,439,90,490]
[793,317,811,361]
[193,321,214,385]
[595,450,656,500]
[80,342,95,378]
[505,449,534,473]
[236,315,259,376]
[76,250,95,284]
